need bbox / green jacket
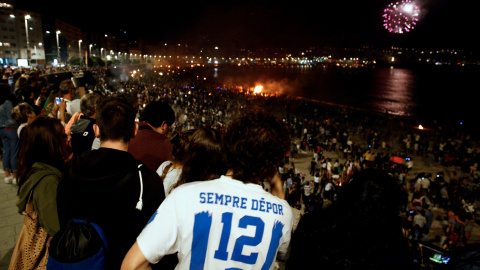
[16,162,62,236]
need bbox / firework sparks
[383,0,420,34]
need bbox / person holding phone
[49,97,67,124]
[50,80,79,124]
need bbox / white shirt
[421,178,430,189]
[325,182,334,191]
[17,122,27,137]
[304,184,313,196]
[137,176,293,269]
[156,161,182,196]
[70,98,81,115]
[413,214,426,228]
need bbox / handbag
[9,190,52,270]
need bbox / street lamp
[89,44,93,56]
[78,40,82,66]
[24,15,31,61]
[34,42,43,61]
[56,30,61,64]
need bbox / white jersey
[137,175,293,270]
[156,161,182,196]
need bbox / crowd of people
[1,64,480,269]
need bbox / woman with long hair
[0,83,19,184]
[171,127,227,190]
[16,116,69,237]
[157,129,195,196]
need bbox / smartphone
[55,97,63,105]
[430,253,450,264]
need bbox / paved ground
[0,168,23,269]
[1,134,479,269]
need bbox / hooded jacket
[58,148,165,269]
[16,162,62,236]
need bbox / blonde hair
[11,102,34,123]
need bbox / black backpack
[47,219,108,269]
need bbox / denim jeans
[0,127,19,172]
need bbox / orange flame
[253,85,263,94]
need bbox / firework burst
[383,0,420,34]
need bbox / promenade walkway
[0,167,23,269]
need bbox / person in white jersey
[122,109,294,270]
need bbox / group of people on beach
[1,64,479,269]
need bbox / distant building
[0,0,45,67]
[52,18,86,65]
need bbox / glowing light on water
[382,0,420,34]
[370,68,415,117]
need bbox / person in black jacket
[69,92,102,156]
[58,96,166,269]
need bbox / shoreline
[288,93,479,141]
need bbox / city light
[25,15,31,60]
[56,30,61,64]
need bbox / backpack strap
[26,169,60,205]
[25,190,35,212]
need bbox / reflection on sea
[369,67,416,117]
[204,64,477,127]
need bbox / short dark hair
[139,101,175,128]
[224,109,290,183]
[59,79,74,95]
[96,97,136,143]
[0,83,15,104]
[26,75,37,85]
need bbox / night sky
[15,0,479,51]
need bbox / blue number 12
[191,211,284,270]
